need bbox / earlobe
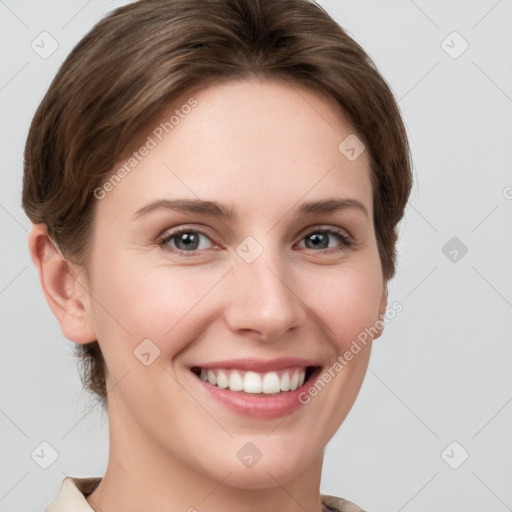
[28,224,96,344]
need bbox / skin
[30,79,387,512]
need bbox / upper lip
[190,357,321,373]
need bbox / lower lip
[193,370,319,419]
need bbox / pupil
[177,232,198,250]
[308,233,327,249]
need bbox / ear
[28,224,96,344]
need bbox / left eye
[297,228,353,251]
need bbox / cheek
[88,260,223,361]
[304,261,384,350]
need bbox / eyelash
[157,226,355,257]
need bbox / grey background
[1,0,511,510]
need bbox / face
[78,79,387,488]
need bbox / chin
[200,439,319,490]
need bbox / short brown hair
[22,0,412,408]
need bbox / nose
[222,246,306,342]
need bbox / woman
[23,0,412,510]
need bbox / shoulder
[45,476,101,511]
[321,493,368,512]
[47,479,366,512]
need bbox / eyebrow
[132,197,370,221]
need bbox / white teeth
[229,371,243,391]
[244,371,262,393]
[289,372,299,391]
[280,372,290,391]
[207,370,217,386]
[262,372,281,394]
[216,370,229,389]
[197,367,309,394]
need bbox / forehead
[96,79,373,222]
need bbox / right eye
[158,228,219,256]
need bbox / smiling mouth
[191,366,318,395]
